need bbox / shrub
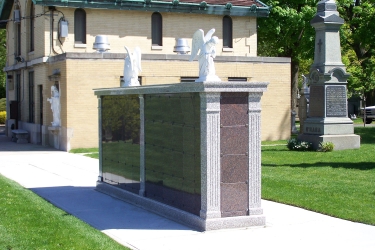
[287,138,313,151]
[0,98,5,112]
[318,141,334,152]
[0,111,6,124]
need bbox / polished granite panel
[220,93,249,218]
[101,95,141,194]
[144,93,201,215]
[221,183,249,217]
[220,126,248,155]
[221,155,248,183]
[220,92,248,126]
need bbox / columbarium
[94,81,268,231]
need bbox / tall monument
[298,0,360,150]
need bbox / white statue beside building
[189,28,221,82]
[47,86,60,127]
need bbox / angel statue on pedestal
[189,28,221,82]
[122,46,142,87]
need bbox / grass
[262,127,375,225]
[0,174,129,250]
[70,147,99,159]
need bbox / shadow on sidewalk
[30,185,190,231]
[0,134,60,152]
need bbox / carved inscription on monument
[325,85,346,117]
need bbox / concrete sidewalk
[0,135,374,250]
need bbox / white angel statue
[189,28,221,82]
[123,46,142,87]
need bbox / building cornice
[3,53,290,72]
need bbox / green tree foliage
[337,0,375,103]
[257,0,317,110]
[0,29,5,99]
[258,0,375,106]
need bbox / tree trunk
[291,60,300,112]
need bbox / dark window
[16,73,21,125]
[16,22,21,55]
[74,9,86,44]
[29,2,34,52]
[29,71,35,123]
[180,77,197,83]
[151,12,162,46]
[223,16,233,48]
[228,77,247,82]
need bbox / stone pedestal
[48,126,60,149]
[11,129,29,144]
[94,81,268,231]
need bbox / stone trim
[248,93,263,215]
[200,92,221,219]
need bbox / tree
[257,0,316,111]
[337,0,375,104]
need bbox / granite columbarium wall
[94,81,268,231]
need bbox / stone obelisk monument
[298,0,360,150]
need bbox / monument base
[299,117,360,150]
[96,181,265,231]
[298,133,360,150]
[48,126,61,150]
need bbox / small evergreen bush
[287,138,313,151]
[0,111,6,124]
[318,141,334,152]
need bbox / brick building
[0,0,291,151]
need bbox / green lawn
[262,127,375,225]
[0,175,129,250]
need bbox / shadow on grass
[262,161,375,170]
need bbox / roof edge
[33,0,270,17]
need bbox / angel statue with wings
[189,28,221,82]
[123,46,142,87]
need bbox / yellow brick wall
[5,2,257,57]
[59,58,290,149]
[5,1,258,67]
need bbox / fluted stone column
[200,92,221,219]
[248,93,263,215]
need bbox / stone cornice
[3,53,290,72]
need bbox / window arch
[74,9,86,44]
[223,15,233,48]
[29,2,34,52]
[151,12,162,46]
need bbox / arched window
[151,12,162,46]
[223,16,233,48]
[74,9,86,44]
[29,2,34,52]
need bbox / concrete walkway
[0,134,374,250]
